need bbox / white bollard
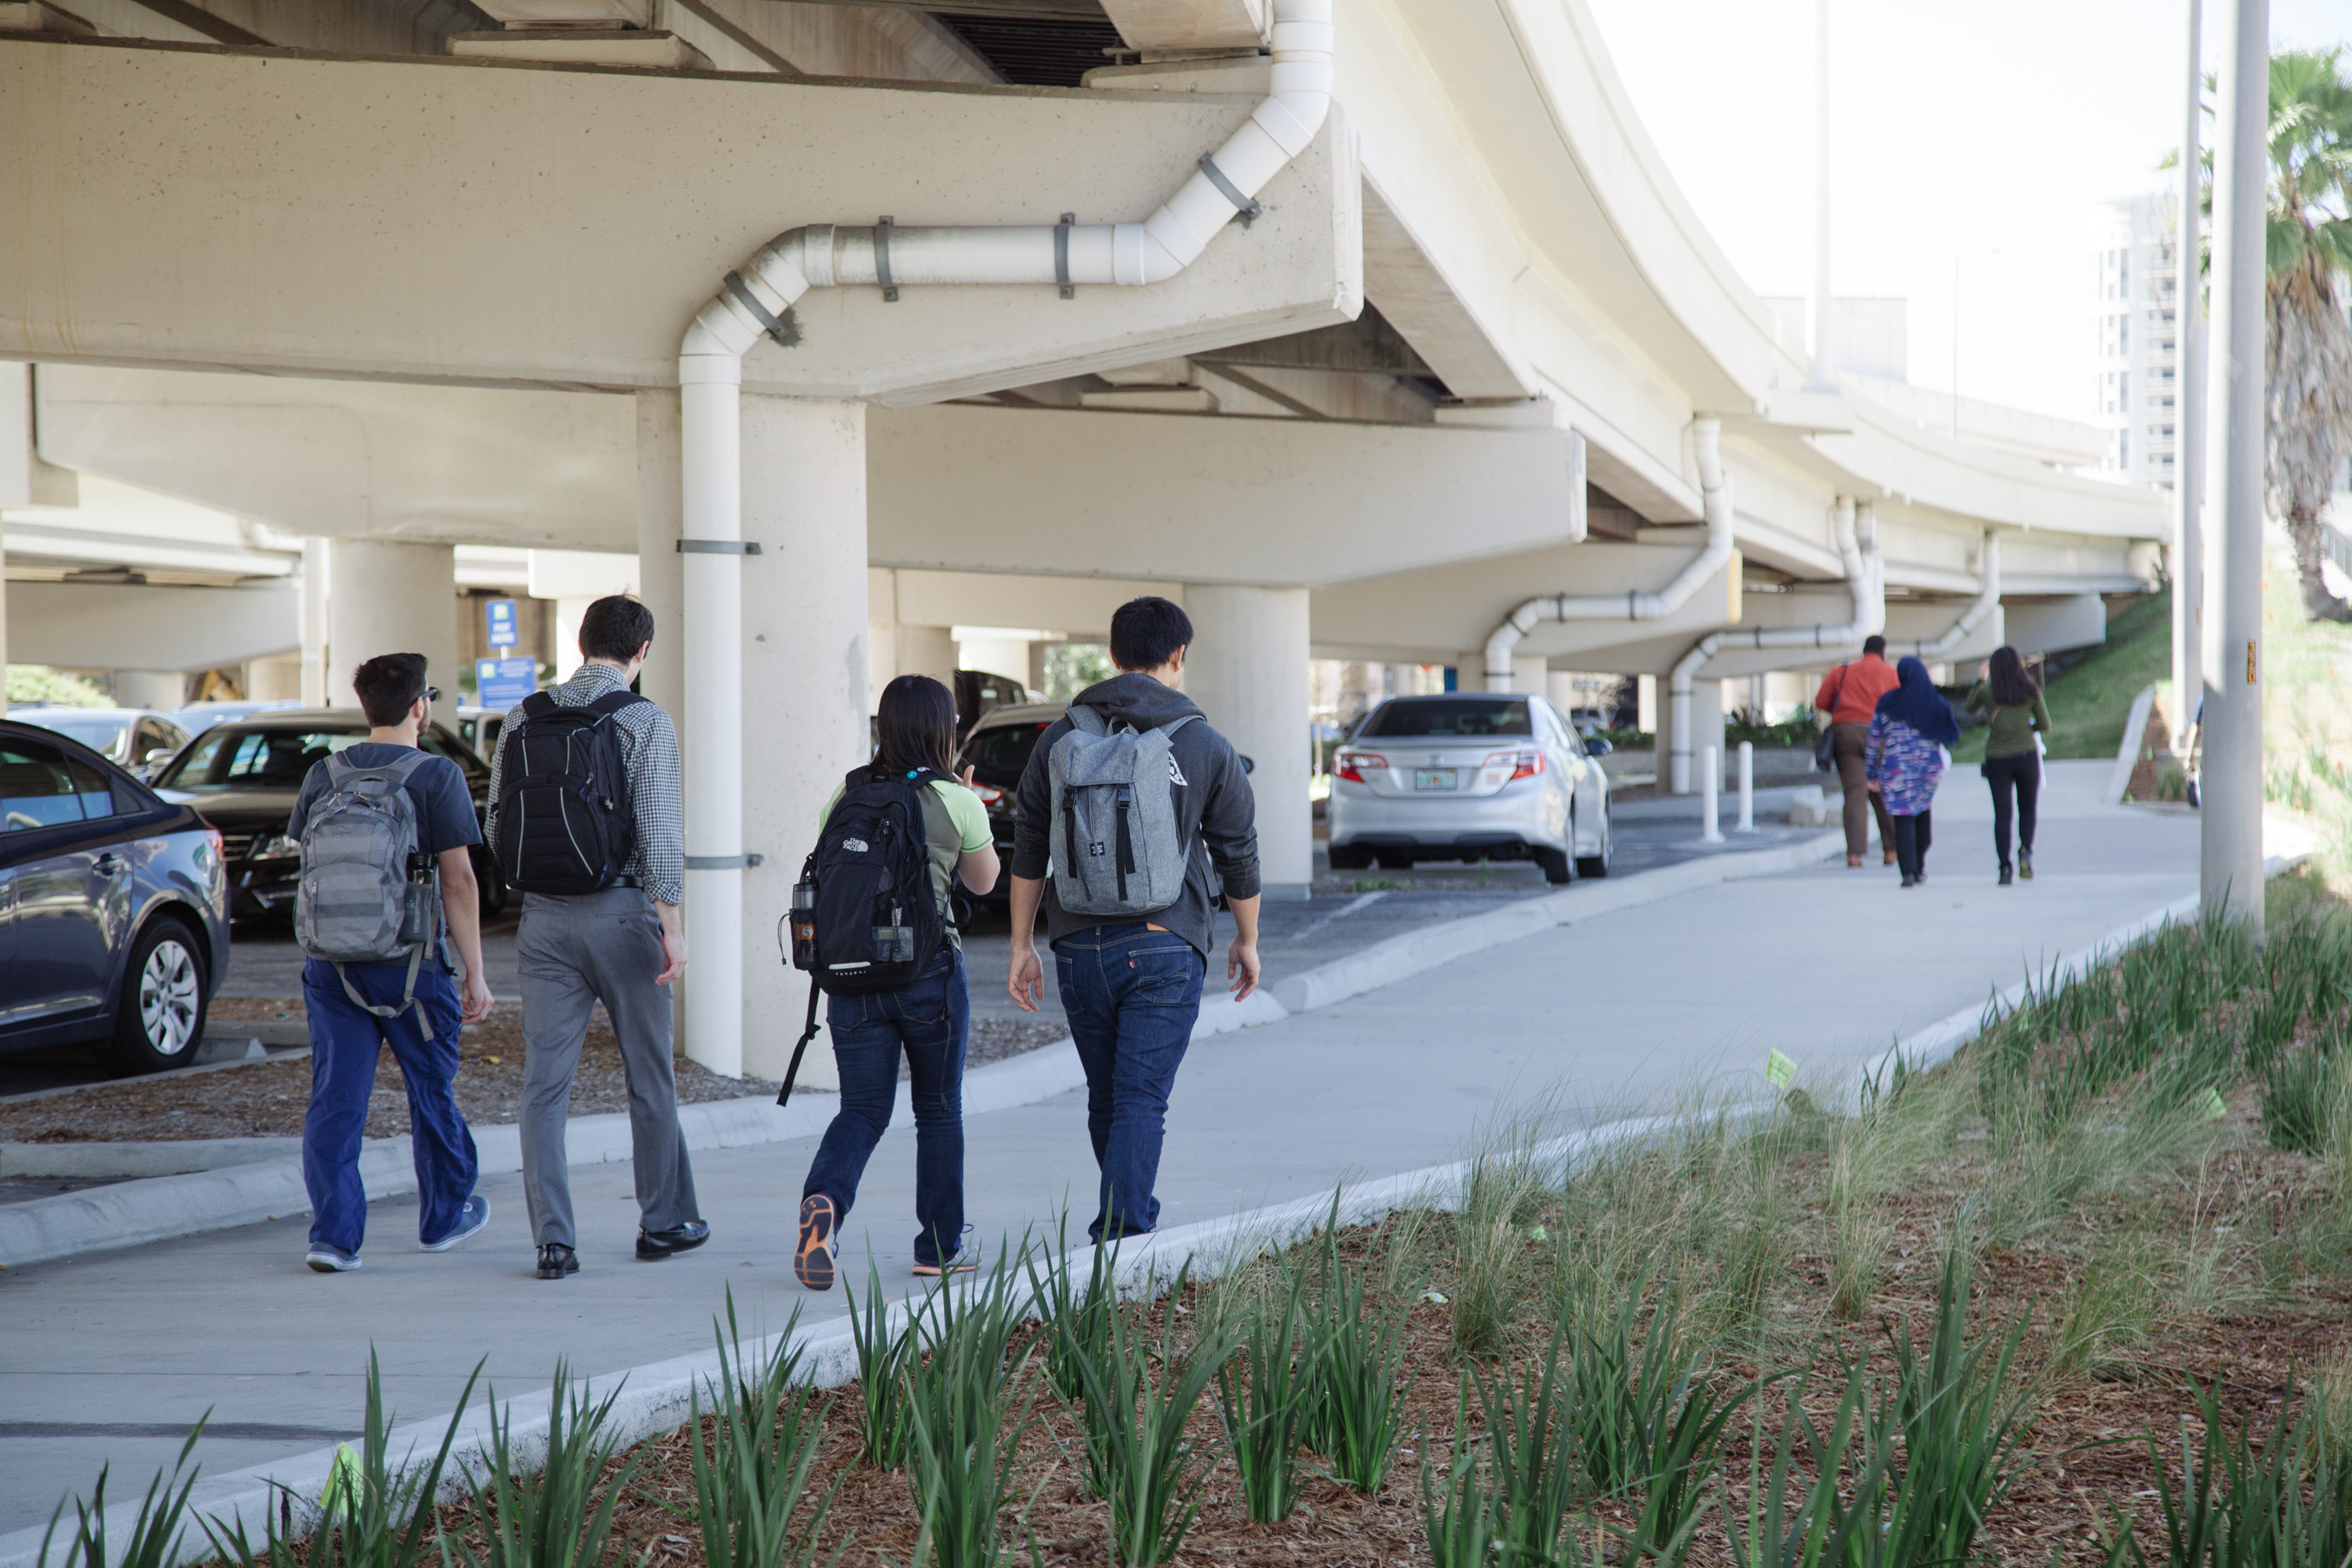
[1700,744,1724,843]
[1737,741,1755,833]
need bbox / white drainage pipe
[674,0,1333,1074]
[1481,416,1737,692]
[1890,532,2002,660]
[1667,495,1880,794]
[1699,745,1723,844]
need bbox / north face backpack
[492,689,647,895]
[774,767,951,1107]
[1046,706,1199,919]
[295,750,443,1039]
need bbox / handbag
[1812,666,1847,773]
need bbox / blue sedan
[0,719,231,1075]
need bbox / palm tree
[2258,48,2352,621]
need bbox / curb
[0,855,2281,1568]
[0,829,1836,1273]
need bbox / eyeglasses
[423,687,441,704]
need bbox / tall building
[2090,194,2182,488]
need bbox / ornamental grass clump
[1211,1257,1312,1524]
[1024,1217,1119,1408]
[900,1249,1038,1568]
[2146,1378,2352,1568]
[206,1354,478,1568]
[1300,1227,1415,1494]
[686,1302,834,1568]
[845,1259,921,1471]
[449,1366,639,1568]
[39,1425,205,1568]
[1066,1272,1234,1568]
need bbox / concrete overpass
[0,0,2168,1080]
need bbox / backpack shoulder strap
[586,690,648,719]
[516,690,559,722]
[1066,706,1108,737]
[1157,714,1200,740]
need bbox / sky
[1580,0,2352,425]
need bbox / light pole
[2199,0,2266,935]
[2172,0,2207,747]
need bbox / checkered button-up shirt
[484,662,685,907]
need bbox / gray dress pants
[517,887,700,1249]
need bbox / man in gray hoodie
[1007,596,1261,1242]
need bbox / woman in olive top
[1964,645,2053,886]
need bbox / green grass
[1953,589,2172,766]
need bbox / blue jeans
[300,958,477,1254]
[1055,925,1206,1241]
[802,948,967,1267]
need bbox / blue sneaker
[422,1194,490,1252]
[306,1245,362,1273]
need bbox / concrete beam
[867,402,1584,588]
[1,37,1359,400]
[4,580,297,669]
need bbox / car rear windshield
[1359,699,1533,738]
[961,720,1052,788]
[159,727,367,790]
[15,713,132,761]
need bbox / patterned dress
[1864,713,1945,816]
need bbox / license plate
[1413,768,1458,791]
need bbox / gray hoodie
[1009,672,1261,958]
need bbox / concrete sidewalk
[0,761,2209,1538]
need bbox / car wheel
[1577,807,1612,880]
[99,918,211,1077]
[1373,849,1413,871]
[1327,843,1372,871]
[1534,845,1573,884]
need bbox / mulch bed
[0,1004,1066,1144]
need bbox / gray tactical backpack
[1046,706,1199,918]
[295,750,443,1039]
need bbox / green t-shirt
[819,774,993,948]
[1963,681,2054,761]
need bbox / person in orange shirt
[1812,635,1901,867]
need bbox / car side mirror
[1585,736,1613,756]
[1239,754,1255,774]
[143,747,176,766]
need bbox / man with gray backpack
[1007,596,1261,1243]
[291,653,495,1273]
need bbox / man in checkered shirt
[487,595,706,1279]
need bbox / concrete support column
[957,635,1029,686]
[898,625,958,691]
[300,538,329,707]
[115,671,184,710]
[324,539,457,708]
[738,395,868,1083]
[1672,677,1725,794]
[554,598,596,681]
[1182,584,1311,900]
[2200,0,2268,934]
[1511,655,1546,701]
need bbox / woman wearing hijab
[1964,646,2052,886]
[1864,655,1960,887]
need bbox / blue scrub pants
[301,958,476,1254]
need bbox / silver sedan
[1325,693,1611,883]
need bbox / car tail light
[968,782,1006,807]
[1335,751,1388,784]
[205,827,223,853]
[1485,749,1545,781]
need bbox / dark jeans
[301,958,475,1255]
[1832,722,1896,857]
[802,947,967,1267]
[1891,810,1934,880]
[1982,752,2041,868]
[1056,924,1206,1242]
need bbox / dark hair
[353,653,429,727]
[1109,596,1193,672]
[1862,635,1888,657]
[874,674,958,779]
[1986,644,2040,708]
[579,595,655,662]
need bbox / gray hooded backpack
[1046,706,1199,918]
[294,750,443,1039]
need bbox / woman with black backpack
[794,675,1000,1291]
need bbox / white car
[8,707,195,781]
[1326,693,1611,883]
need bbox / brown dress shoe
[1847,854,1864,867]
[1884,850,1897,866]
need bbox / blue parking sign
[476,657,537,713]
[484,598,518,649]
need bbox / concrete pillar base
[1181,582,1312,899]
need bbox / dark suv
[952,701,1063,907]
[0,719,231,1075]
[151,709,507,922]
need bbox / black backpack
[776,766,950,1106]
[491,689,647,895]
